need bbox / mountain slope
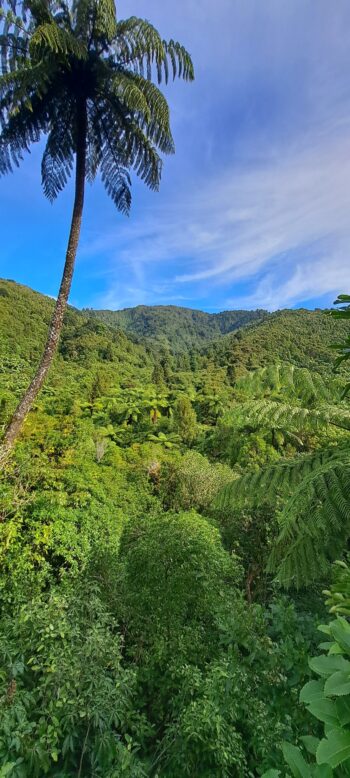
[84,304,269,352]
[0,279,153,403]
[1,280,348,390]
[206,308,348,375]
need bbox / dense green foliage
[1,279,350,776]
[208,308,350,376]
[262,560,350,777]
[86,304,269,352]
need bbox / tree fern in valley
[0,0,193,463]
[332,294,350,396]
[215,361,350,589]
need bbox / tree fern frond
[72,0,92,39]
[92,103,132,213]
[98,97,163,192]
[268,459,350,587]
[29,22,87,58]
[101,160,131,214]
[111,72,151,122]
[163,39,194,81]
[216,448,350,589]
[113,70,174,154]
[239,399,350,434]
[330,298,350,382]
[215,447,346,511]
[25,0,52,27]
[94,0,117,44]
[0,59,52,118]
[127,122,162,189]
[116,17,165,77]
[0,82,52,172]
[271,533,331,590]
[235,362,340,405]
[0,11,29,75]
[41,102,74,200]
[115,17,194,84]
[216,352,350,590]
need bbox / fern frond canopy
[214,363,350,589]
[0,0,194,212]
[235,399,350,434]
[216,445,350,589]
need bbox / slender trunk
[0,100,87,467]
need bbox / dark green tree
[0,0,193,463]
[151,362,166,387]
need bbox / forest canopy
[1,278,350,776]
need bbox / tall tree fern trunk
[0,101,87,467]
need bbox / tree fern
[216,445,350,588]
[0,0,194,460]
[215,363,350,588]
[237,399,350,433]
[235,362,341,405]
[0,0,194,202]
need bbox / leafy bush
[0,582,148,777]
[161,450,233,511]
[263,562,350,777]
[116,510,241,663]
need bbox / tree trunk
[0,100,87,467]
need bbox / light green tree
[173,395,198,444]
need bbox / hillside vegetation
[207,307,349,375]
[86,303,269,351]
[1,278,350,777]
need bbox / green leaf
[0,766,15,778]
[309,655,350,678]
[300,680,324,704]
[282,742,312,778]
[318,625,332,636]
[312,766,333,778]
[319,642,335,652]
[328,644,344,655]
[330,618,350,654]
[324,671,350,697]
[301,736,320,756]
[336,696,350,726]
[306,698,339,727]
[316,728,350,768]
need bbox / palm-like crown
[0,0,194,211]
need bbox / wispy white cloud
[3,0,350,311]
[82,120,350,310]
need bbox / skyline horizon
[1,276,340,316]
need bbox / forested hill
[84,302,349,365]
[206,307,348,375]
[0,279,154,398]
[1,279,348,375]
[84,303,269,351]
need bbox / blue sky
[2,0,350,312]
